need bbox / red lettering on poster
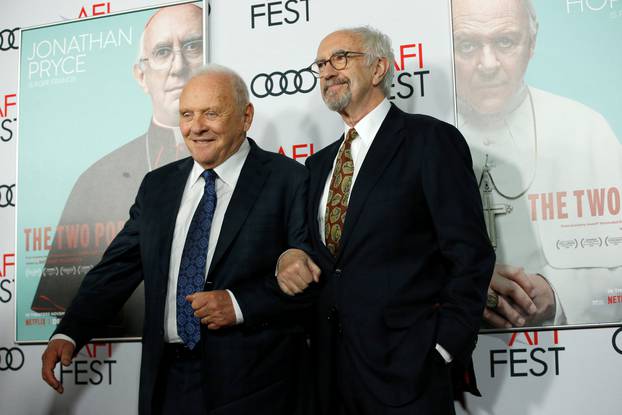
[78,2,111,18]
[0,94,17,118]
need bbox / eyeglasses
[140,38,203,70]
[309,51,367,77]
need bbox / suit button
[334,269,342,278]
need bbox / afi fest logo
[278,143,315,161]
[59,343,117,386]
[0,347,25,371]
[0,28,20,51]
[78,2,111,18]
[0,253,15,304]
[390,43,430,101]
[1,93,17,143]
[490,330,565,377]
[250,0,310,29]
[251,68,317,98]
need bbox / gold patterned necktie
[325,128,358,256]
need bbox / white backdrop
[208,0,457,156]
[1,1,621,414]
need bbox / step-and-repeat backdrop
[1,0,621,413]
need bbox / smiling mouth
[190,137,217,146]
[324,82,347,94]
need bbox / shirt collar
[190,138,251,188]
[343,98,391,146]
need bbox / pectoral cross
[481,155,512,249]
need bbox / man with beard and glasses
[275,26,495,414]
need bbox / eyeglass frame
[139,38,204,71]
[309,50,368,77]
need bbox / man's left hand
[186,290,236,330]
[524,274,556,325]
[276,248,321,296]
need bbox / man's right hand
[483,264,538,328]
[41,339,75,394]
[276,249,321,296]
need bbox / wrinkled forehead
[143,5,202,50]
[452,0,529,34]
[316,31,364,60]
[181,73,235,105]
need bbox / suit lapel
[310,139,342,263]
[157,158,194,277]
[335,104,406,262]
[207,138,270,276]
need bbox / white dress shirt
[164,139,249,343]
[317,99,452,363]
[317,99,391,240]
[53,139,250,347]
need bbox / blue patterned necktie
[177,169,217,349]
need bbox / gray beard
[323,89,352,112]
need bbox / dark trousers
[335,338,455,415]
[153,343,207,415]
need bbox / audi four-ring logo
[613,327,622,355]
[250,68,317,98]
[0,347,24,371]
[0,28,20,51]
[0,184,15,208]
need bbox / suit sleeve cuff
[436,343,453,363]
[537,273,566,325]
[226,289,244,324]
[50,334,77,347]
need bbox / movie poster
[16,0,204,342]
[453,0,622,330]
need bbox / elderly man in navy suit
[42,64,314,415]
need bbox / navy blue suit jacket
[55,138,314,414]
[306,104,495,412]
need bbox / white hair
[192,64,250,113]
[341,26,395,97]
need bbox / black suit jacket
[306,104,495,411]
[55,138,313,415]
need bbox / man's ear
[528,23,539,59]
[133,63,149,94]
[243,102,254,132]
[372,56,390,88]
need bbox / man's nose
[321,62,338,79]
[477,44,500,74]
[169,49,186,75]
[190,116,207,134]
